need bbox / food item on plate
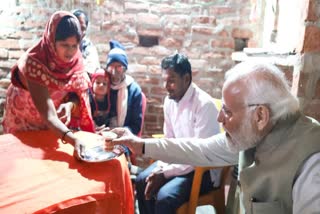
[100,131,118,151]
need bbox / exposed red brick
[209,6,235,16]
[129,47,150,56]
[160,38,183,48]
[301,25,320,53]
[140,57,160,66]
[192,15,216,25]
[0,49,8,59]
[189,40,210,48]
[231,28,253,39]
[0,60,15,69]
[162,15,191,28]
[192,26,214,35]
[142,122,163,133]
[125,2,149,13]
[23,19,47,29]
[105,1,124,12]
[7,31,34,40]
[136,77,161,86]
[147,102,165,113]
[150,4,175,14]
[164,27,188,37]
[0,69,8,79]
[137,28,162,37]
[0,39,21,49]
[150,86,167,96]
[104,24,127,33]
[148,65,162,75]
[147,97,163,105]
[211,38,235,49]
[149,46,172,56]
[217,29,229,37]
[8,50,24,59]
[111,13,136,24]
[128,64,147,73]
[247,39,258,48]
[189,59,208,70]
[313,78,320,99]
[304,0,317,21]
[137,13,160,26]
[145,114,157,122]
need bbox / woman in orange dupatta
[2,11,95,157]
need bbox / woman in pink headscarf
[2,11,95,157]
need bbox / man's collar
[177,83,194,104]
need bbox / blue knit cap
[106,40,128,69]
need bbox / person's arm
[27,79,81,147]
[57,92,80,126]
[145,133,238,166]
[112,128,238,167]
[163,97,175,138]
[125,84,142,135]
[292,153,320,213]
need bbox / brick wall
[274,0,320,121]
[0,0,257,135]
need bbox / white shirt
[145,133,320,214]
[157,83,220,179]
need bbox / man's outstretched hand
[111,127,145,155]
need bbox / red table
[0,130,134,214]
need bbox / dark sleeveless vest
[239,113,320,214]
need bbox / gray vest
[239,113,320,214]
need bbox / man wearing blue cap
[106,40,144,137]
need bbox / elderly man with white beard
[111,61,320,214]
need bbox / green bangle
[61,130,72,144]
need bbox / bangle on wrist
[61,130,72,144]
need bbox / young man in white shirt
[135,53,221,214]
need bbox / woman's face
[55,36,79,63]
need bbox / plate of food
[75,131,124,163]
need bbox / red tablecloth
[0,130,134,214]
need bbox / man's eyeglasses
[106,65,125,74]
[221,103,267,119]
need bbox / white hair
[224,61,300,124]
